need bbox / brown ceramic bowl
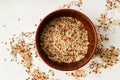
[35,9,97,71]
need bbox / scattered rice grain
[59,0,82,9]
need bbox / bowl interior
[36,9,97,71]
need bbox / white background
[0,0,120,80]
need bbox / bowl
[35,9,97,71]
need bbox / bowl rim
[35,8,98,71]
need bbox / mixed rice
[40,16,89,63]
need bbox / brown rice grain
[40,16,89,63]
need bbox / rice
[40,16,89,63]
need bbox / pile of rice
[40,16,89,63]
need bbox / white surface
[0,0,120,80]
